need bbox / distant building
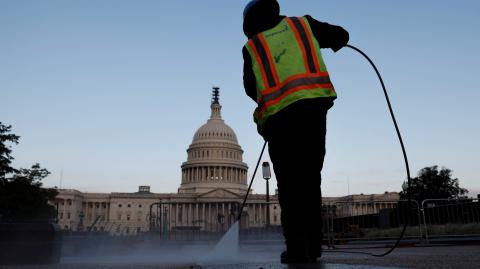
[54,88,399,235]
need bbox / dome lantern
[210,86,222,120]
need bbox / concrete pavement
[1,243,479,269]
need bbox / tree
[0,122,58,220]
[0,123,19,179]
[400,166,468,203]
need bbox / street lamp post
[78,211,84,232]
[163,205,168,239]
[55,200,59,224]
[262,162,271,228]
[149,201,162,233]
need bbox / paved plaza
[1,243,479,269]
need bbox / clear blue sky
[1,0,479,197]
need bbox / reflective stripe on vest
[248,35,279,88]
[287,17,321,73]
[257,72,332,114]
[245,16,336,131]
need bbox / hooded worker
[242,0,349,264]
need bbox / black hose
[323,44,412,257]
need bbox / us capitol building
[55,88,399,235]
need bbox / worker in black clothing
[242,0,349,264]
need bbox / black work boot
[280,239,310,264]
[280,250,311,264]
[307,242,322,262]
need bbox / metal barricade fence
[62,198,480,247]
[421,198,480,244]
[138,198,480,243]
[146,201,286,241]
[324,199,422,247]
[145,200,425,243]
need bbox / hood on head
[243,0,281,38]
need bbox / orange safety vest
[245,16,337,132]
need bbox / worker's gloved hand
[330,27,349,53]
[331,45,344,52]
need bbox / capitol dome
[178,88,248,195]
[192,115,238,144]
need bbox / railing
[322,198,480,246]
[420,198,480,244]
[322,199,422,248]
[60,198,480,245]
[147,201,242,241]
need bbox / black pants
[264,98,333,252]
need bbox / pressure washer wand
[237,140,268,221]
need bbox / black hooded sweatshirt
[243,5,349,102]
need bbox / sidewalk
[202,244,480,269]
[1,243,478,269]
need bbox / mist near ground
[61,224,278,266]
[63,241,211,265]
[61,240,280,266]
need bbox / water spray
[200,141,267,265]
[237,141,268,221]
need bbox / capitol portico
[54,88,399,235]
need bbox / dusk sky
[1,0,479,197]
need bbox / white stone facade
[54,88,399,235]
